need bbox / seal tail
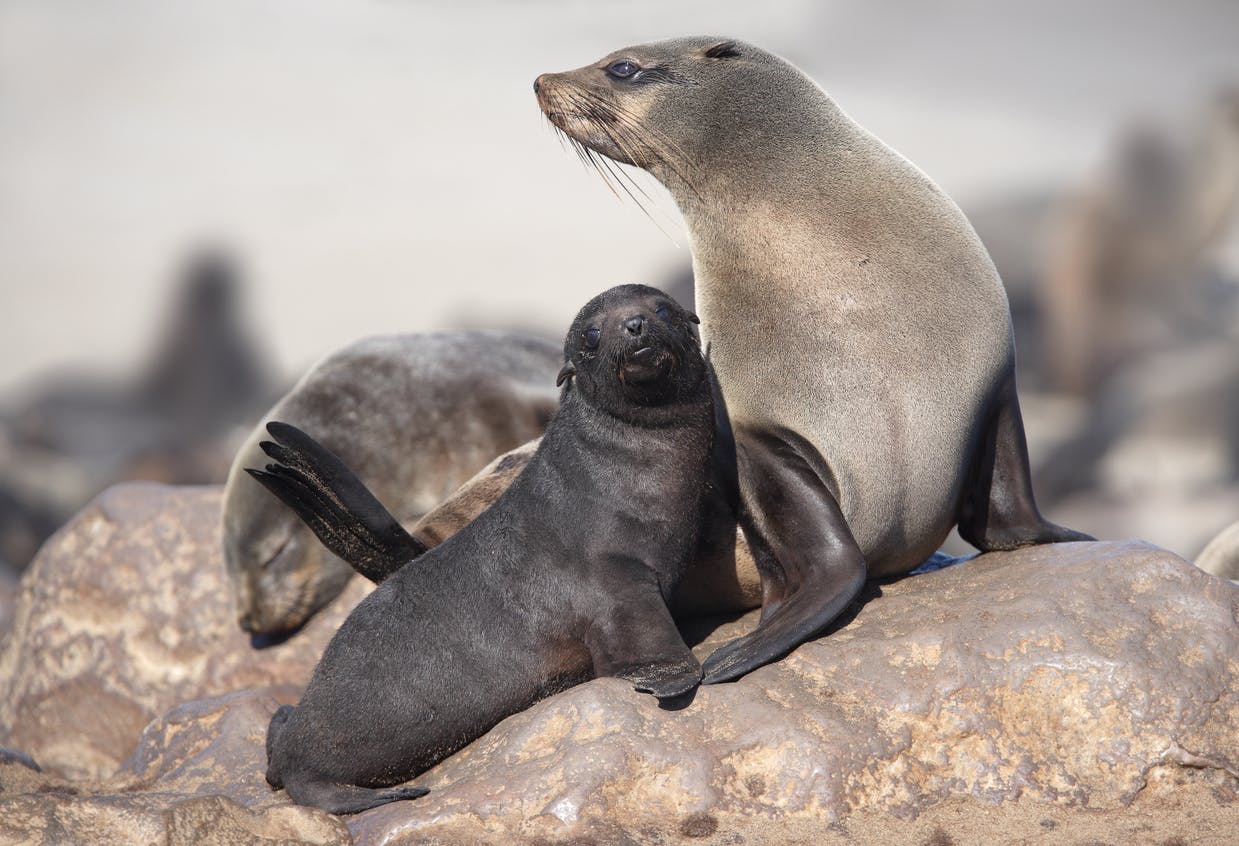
[245,421,427,583]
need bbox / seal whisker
[558,91,650,210]
[567,87,699,196]
[558,91,685,237]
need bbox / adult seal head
[247,285,715,814]
[536,37,1092,683]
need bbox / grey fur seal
[222,331,560,636]
[248,285,715,814]
[1197,519,1239,581]
[536,37,1091,683]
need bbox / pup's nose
[533,74,547,94]
[624,315,645,336]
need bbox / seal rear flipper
[265,705,295,788]
[957,372,1094,551]
[282,778,428,815]
[589,569,702,700]
[701,428,867,685]
[246,421,427,583]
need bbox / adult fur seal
[222,331,560,636]
[536,37,1092,683]
[248,285,714,814]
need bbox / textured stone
[0,688,348,846]
[341,541,1238,844]
[1,483,1236,845]
[0,792,350,846]
[0,483,369,780]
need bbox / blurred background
[2,0,1238,575]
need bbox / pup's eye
[655,303,671,322]
[606,60,640,80]
[584,327,601,349]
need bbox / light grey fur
[1197,520,1239,581]
[539,37,1013,576]
[222,331,560,634]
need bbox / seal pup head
[556,284,705,418]
[534,37,832,198]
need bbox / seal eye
[606,60,640,80]
[655,303,671,322]
[584,326,601,349]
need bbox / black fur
[703,41,741,59]
[256,285,714,815]
[247,422,427,584]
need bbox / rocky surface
[0,483,371,781]
[1,483,1237,844]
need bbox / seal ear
[703,41,741,60]
[686,311,701,324]
[556,361,577,387]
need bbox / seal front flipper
[701,428,867,685]
[957,372,1094,551]
[588,565,701,700]
[246,421,427,583]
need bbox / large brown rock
[0,687,349,846]
[338,540,1238,844]
[1,484,1236,844]
[0,483,369,780]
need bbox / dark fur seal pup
[406,438,765,617]
[222,331,560,636]
[248,285,713,814]
[536,37,1092,683]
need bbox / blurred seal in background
[221,331,560,637]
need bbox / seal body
[408,438,764,616]
[536,37,1091,682]
[221,331,560,636]
[248,285,713,814]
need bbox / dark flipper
[282,779,428,815]
[957,372,1094,551]
[245,421,427,583]
[589,562,702,700]
[265,705,295,788]
[701,428,867,685]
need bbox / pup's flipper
[590,561,702,701]
[246,421,427,583]
[283,778,428,815]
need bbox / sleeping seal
[222,331,560,636]
[248,285,714,814]
[535,37,1092,683]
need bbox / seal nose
[624,315,645,336]
[238,610,256,633]
[533,74,547,94]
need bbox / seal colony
[248,285,714,814]
[535,37,1091,683]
